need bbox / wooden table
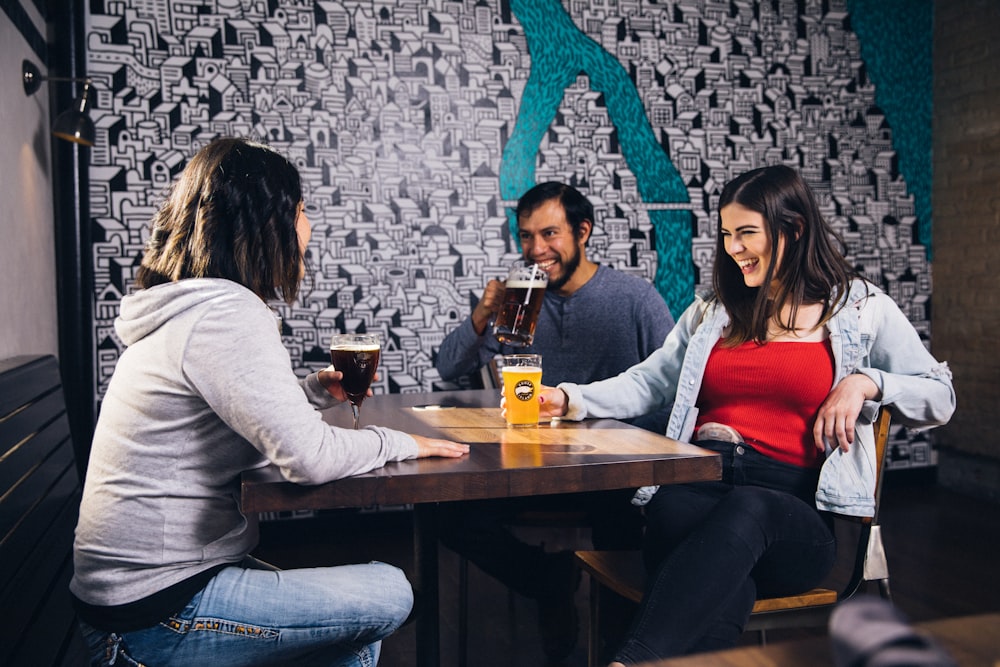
[641,612,1000,666]
[241,389,721,667]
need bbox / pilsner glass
[329,333,381,429]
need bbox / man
[435,182,675,663]
[437,182,674,392]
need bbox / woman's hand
[412,435,470,458]
[317,366,377,402]
[501,384,568,421]
[813,374,882,453]
[317,366,350,401]
[537,385,568,419]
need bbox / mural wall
[82,0,936,469]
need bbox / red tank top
[697,339,834,468]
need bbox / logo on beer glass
[513,379,535,401]
[493,262,547,347]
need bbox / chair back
[870,407,892,524]
[847,407,892,596]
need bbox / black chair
[575,409,893,667]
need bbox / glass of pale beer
[329,333,381,429]
[499,353,543,427]
[493,262,547,347]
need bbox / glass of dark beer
[493,262,548,347]
[329,333,381,429]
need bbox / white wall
[0,12,59,361]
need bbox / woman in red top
[527,165,955,664]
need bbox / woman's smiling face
[719,202,786,293]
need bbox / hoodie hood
[116,278,263,346]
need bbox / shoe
[535,551,580,663]
[695,422,743,443]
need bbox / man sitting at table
[435,181,675,662]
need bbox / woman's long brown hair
[713,165,859,345]
[136,137,305,304]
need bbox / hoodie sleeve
[180,293,418,485]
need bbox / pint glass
[500,354,542,427]
[493,262,547,347]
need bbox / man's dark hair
[516,181,594,240]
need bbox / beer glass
[499,353,543,427]
[329,333,381,429]
[493,262,548,347]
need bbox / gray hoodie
[70,278,417,607]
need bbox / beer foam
[504,279,547,288]
[330,344,380,351]
[501,366,541,375]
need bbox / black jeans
[614,441,837,664]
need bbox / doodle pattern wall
[84,0,936,468]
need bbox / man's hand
[471,279,506,335]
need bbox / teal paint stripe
[503,0,693,316]
[847,0,934,259]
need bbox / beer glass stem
[351,403,361,429]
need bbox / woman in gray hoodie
[70,137,468,667]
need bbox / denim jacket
[558,280,955,517]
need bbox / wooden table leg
[413,502,439,667]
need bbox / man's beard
[545,244,582,292]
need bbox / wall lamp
[22,59,95,147]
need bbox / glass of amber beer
[329,333,381,429]
[493,262,547,347]
[500,353,543,427]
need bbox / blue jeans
[79,558,413,667]
[614,441,837,664]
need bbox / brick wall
[932,0,1000,499]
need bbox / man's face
[517,199,588,293]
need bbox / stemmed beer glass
[329,333,381,429]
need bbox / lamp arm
[22,59,92,96]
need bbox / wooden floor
[254,476,1000,667]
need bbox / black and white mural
[82,0,937,469]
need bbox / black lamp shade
[22,60,96,147]
[53,107,96,146]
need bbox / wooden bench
[0,354,88,665]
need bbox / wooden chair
[575,409,893,667]
[479,355,503,390]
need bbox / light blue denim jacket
[558,280,955,517]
